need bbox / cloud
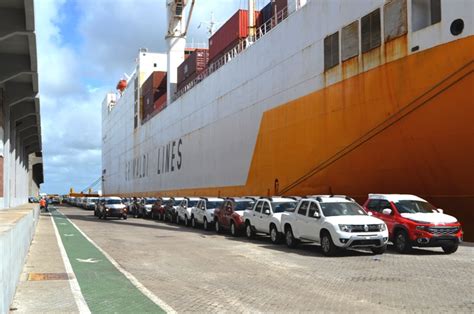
[36,0,268,194]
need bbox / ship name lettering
[156,137,183,176]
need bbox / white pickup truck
[281,196,389,256]
[176,197,201,226]
[190,197,224,230]
[243,197,299,243]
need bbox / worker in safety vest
[39,198,48,212]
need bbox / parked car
[176,197,201,226]
[243,197,299,243]
[137,197,157,218]
[85,197,98,210]
[214,197,256,236]
[164,197,185,222]
[190,197,224,230]
[363,194,463,254]
[97,197,128,220]
[281,195,389,256]
[151,197,170,220]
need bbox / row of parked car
[65,194,463,256]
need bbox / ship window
[384,0,408,42]
[412,0,441,32]
[341,21,359,61]
[361,9,381,53]
[324,31,339,70]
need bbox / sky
[35,0,271,194]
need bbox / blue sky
[35,0,268,194]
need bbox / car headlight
[105,208,110,211]
[379,224,387,231]
[339,224,351,232]
[416,225,428,231]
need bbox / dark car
[97,197,127,220]
[214,197,256,236]
[163,197,184,222]
[137,197,157,218]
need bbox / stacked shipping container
[208,9,262,63]
[177,49,209,90]
[141,71,167,122]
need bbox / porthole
[450,19,464,36]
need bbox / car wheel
[321,232,337,257]
[191,217,197,228]
[123,215,127,220]
[285,227,297,248]
[215,219,221,233]
[371,245,387,255]
[184,215,189,227]
[103,215,107,220]
[442,244,458,254]
[395,230,412,253]
[245,222,254,239]
[230,221,238,237]
[270,225,280,244]
[203,218,209,230]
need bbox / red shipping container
[142,71,167,121]
[177,49,209,87]
[272,0,288,13]
[142,71,166,97]
[208,9,261,62]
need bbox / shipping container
[141,71,167,122]
[177,49,209,87]
[208,9,261,62]
[261,2,273,25]
[272,0,288,14]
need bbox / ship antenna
[198,12,219,36]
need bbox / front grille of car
[427,226,459,235]
[350,224,381,232]
[350,239,381,247]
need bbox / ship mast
[165,0,195,105]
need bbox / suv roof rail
[286,196,301,201]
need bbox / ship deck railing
[173,4,295,101]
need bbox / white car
[243,197,299,243]
[176,197,201,226]
[190,197,224,230]
[281,195,389,256]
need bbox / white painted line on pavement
[58,210,176,314]
[50,214,91,314]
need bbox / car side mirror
[382,208,392,215]
[264,209,270,215]
[313,211,320,219]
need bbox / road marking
[64,233,75,237]
[58,209,176,313]
[50,214,91,314]
[76,258,101,263]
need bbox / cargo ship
[102,0,473,239]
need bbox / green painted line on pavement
[51,209,165,313]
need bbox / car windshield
[106,200,122,205]
[320,202,366,216]
[188,201,199,207]
[89,198,98,202]
[235,201,254,211]
[206,201,223,209]
[272,201,298,213]
[146,199,156,204]
[395,200,436,214]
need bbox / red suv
[363,194,463,254]
[214,197,256,236]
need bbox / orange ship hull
[124,36,474,240]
